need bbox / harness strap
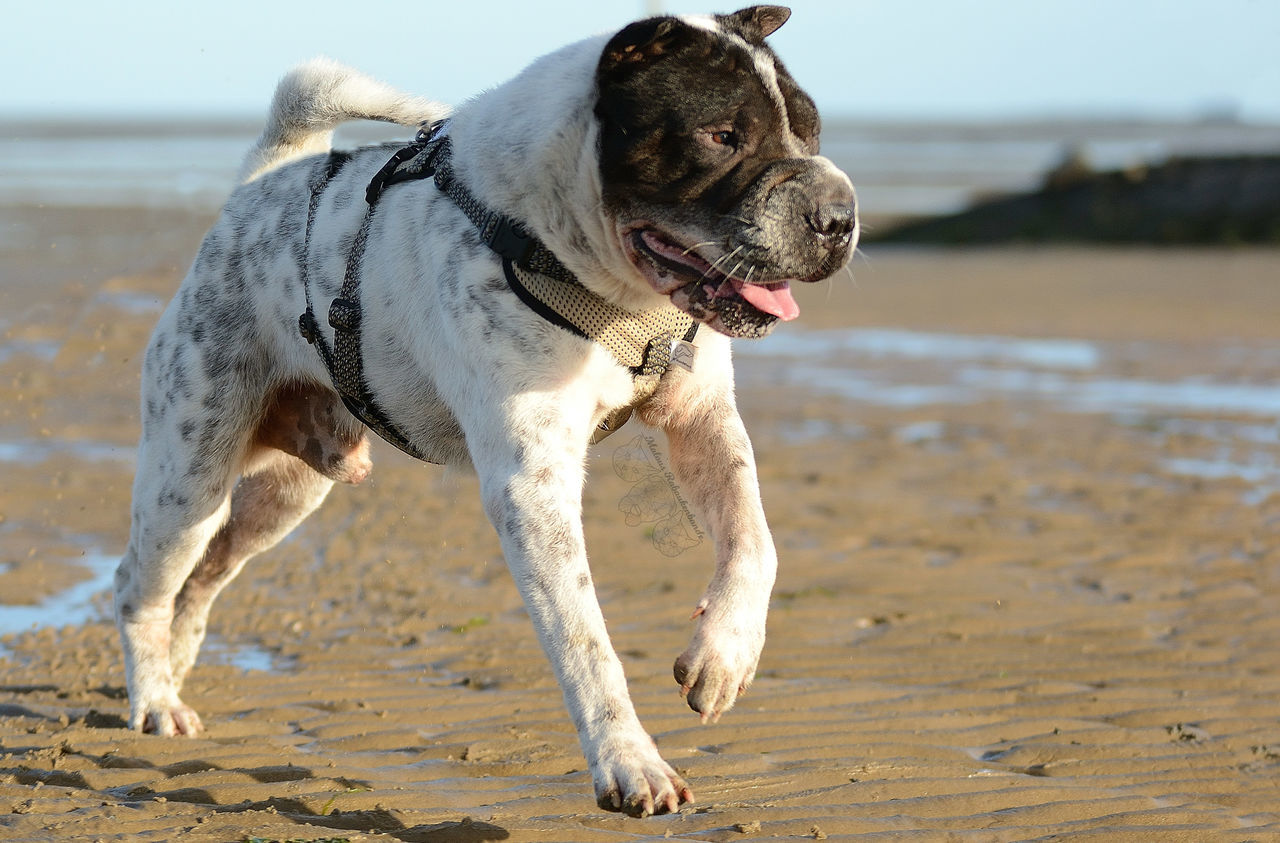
[299,151,436,463]
[430,138,578,284]
[418,128,699,369]
[298,122,700,460]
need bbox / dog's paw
[592,737,693,817]
[132,699,203,737]
[673,611,764,722]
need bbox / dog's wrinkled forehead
[594,5,820,205]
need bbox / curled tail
[239,57,448,183]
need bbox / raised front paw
[591,736,694,817]
[673,610,764,723]
[132,697,204,736]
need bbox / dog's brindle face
[595,5,858,338]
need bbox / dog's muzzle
[622,161,857,339]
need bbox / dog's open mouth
[625,228,798,339]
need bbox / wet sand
[2,204,1279,841]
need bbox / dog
[113,5,856,817]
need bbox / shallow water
[741,326,1280,417]
[202,635,290,674]
[7,118,1280,218]
[740,325,1280,505]
[0,545,285,675]
[749,326,1102,370]
[0,439,133,464]
[0,550,117,637]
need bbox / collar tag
[670,339,697,373]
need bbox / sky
[3,0,1278,123]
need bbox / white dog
[114,5,856,816]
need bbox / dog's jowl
[114,5,856,816]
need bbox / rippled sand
[2,205,1279,840]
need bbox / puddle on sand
[1163,456,1280,505]
[0,438,134,464]
[92,288,166,316]
[0,550,118,638]
[0,339,60,364]
[0,550,287,674]
[1140,418,1280,503]
[956,367,1280,416]
[740,327,1280,417]
[738,326,1280,502]
[201,635,290,674]
[0,428,281,671]
[747,327,1102,370]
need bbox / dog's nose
[809,201,857,246]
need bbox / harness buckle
[487,218,536,265]
[328,297,362,333]
[299,309,319,344]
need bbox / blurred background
[2,0,1278,236]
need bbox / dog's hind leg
[169,452,335,688]
[115,420,243,736]
[167,385,366,686]
[115,307,271,736]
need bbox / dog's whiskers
[704,245,745,282]
[682,241,718,258]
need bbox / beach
[2,199,1280,841]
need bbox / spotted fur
[114,6,856,817]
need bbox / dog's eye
[699,127,739,152]
[708,130,737,147]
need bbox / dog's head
[594,6,857,338]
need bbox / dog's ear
[600,17,687,71]
[723,6,792,42]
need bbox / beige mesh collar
[505,263,700,443]
[506,263,697,372]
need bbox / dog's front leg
[643,377,778,723]
[471,407,693,816]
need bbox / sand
[1,203,1279,841]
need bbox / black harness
[298,123,698,462]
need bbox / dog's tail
[239,57,448,183]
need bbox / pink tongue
[738,281,800,321]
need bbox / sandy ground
[1,203,1279,841]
